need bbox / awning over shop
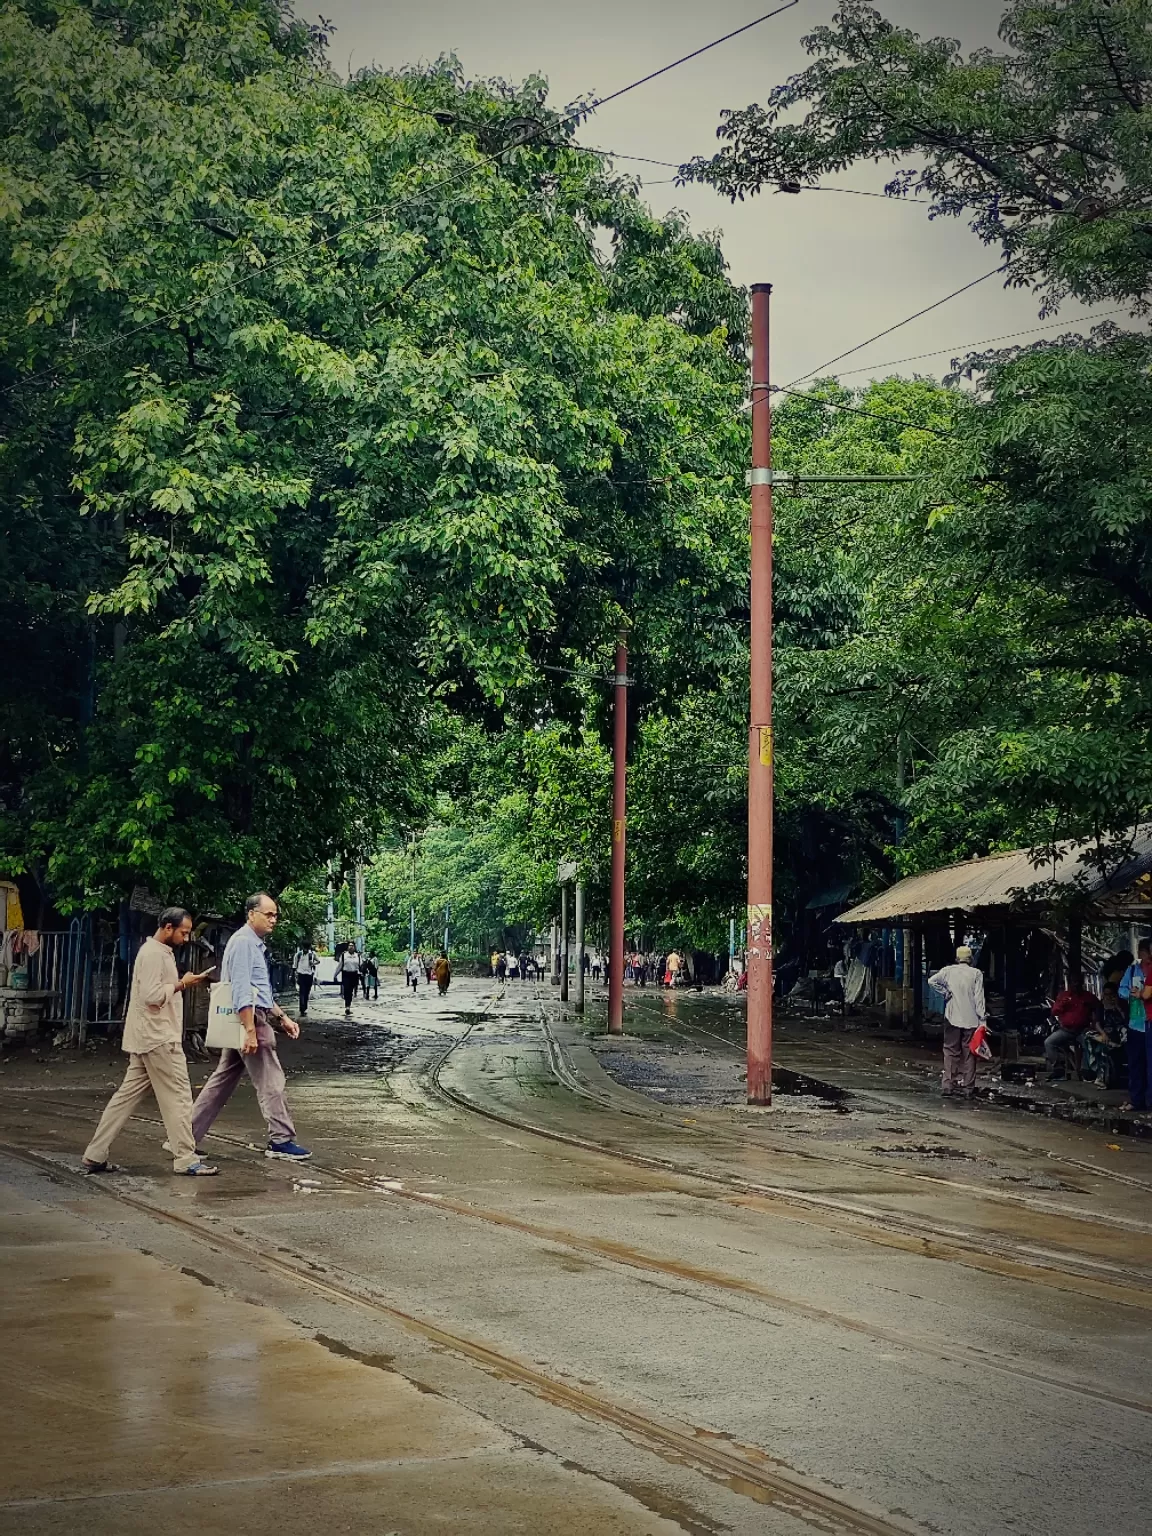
[839,825,1152,926]
[805,882,857,912]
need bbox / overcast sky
[310,1,1116,384]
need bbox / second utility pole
[747,282,775,1105]
[608,625,629,1035]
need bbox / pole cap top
[750,282,773,294]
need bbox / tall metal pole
[747,282,775,1106]
[410,834,417,953]
[729,916,736,976]
[560,884,570,1003]
[443,904,450,955]
[574,883,586,1013]
[608,627,629,1035]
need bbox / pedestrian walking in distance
[363,952,379,1001]
[434,951,452,994]
[294,943,318,1016]
[405,950,422,992]
[927,946,987,1098]
[82,908,218,1176]
[336,943,361,1015]
[191,892,311,1161]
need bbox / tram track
[423,1009,1152,1310]
[5,993,1152,1428]
[10,1080,1152,1417]
[621,993,1152,1197]
[0,1138,929,1536]
[626,995,1152,1198]
[7,994,1152,1300]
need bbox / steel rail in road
[616,989,1152,1197]
[0,1137,928,1536]
[417,999,1152,1309]
[11,1083,1152,1422]
[611,995,1152,1225]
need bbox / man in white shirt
[82,908,216,1176]
[928,945,987,1097]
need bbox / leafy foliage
[687,0,1152,311]
[0,0,747,913]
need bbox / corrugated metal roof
[839,825,1152,925]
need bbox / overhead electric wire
[2,4,802,401]
[786,265,1008,388]
[765,383,955,438]
[799,185,932,204]
[580,145,933,203]
[588,1,800,112]
[826,308,1131,380]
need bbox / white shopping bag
[205,981,245,1051]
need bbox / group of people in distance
[489,949,537,981]
[293,942,453,1015]
[409,950,451,994]
[486,946,690,988]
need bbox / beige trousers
[84,1041,198,1172]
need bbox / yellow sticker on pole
[613,818,625,844]
[759,727,773,766]
[749,897,777,946]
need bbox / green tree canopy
[0,0,747,914]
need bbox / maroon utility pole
[747,283,774,1105]
[608,627,629,1035]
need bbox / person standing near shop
[192,892,310,1161]
[82,908,218,1177]
[293,943,318,1017]
[1119,939,1152,1111]
[927,946,987,1097]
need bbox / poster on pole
[557,860,577,884]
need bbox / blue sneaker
[266,1139,311,1161]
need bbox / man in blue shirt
[191,892,311,1160]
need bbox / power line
[799,185,932,205]
[589,2,801,112]
[827,308,1131,380]
[3,6,802,402]
[765,383,955,438]
[580,146,933,204]
[786,266,1008,388]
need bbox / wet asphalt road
[2,974,1151,1536]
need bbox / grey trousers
[192,1013,295,1146]
[942,1024,978,1093]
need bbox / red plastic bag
[969,1023,992,1060]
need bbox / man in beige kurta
[82,907,217,1176]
